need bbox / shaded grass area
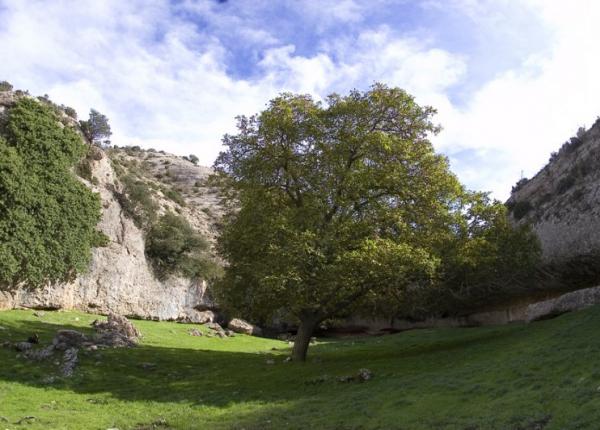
[2,308,600,429]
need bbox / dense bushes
[145,212,220,281]
[116,174,159,228]
[0,98,106,287]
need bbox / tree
[188,154,199,165]
[213,84,470,361]
[0,98,106,287]
[80,109,112,147]
[0,81,13,92]
[371,192,541,319]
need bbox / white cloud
[0,3,465,168]
[432,0,600,198]
[3,0,597,200]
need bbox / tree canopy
[80,109,112,147]
[0,98,106,288]
[214,84,540,361]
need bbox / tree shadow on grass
[0,316,546,430]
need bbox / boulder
[92,313,140,347]
[61,347,78,377]
[52,330,88,350]
[527,285,600,321]
[93,313,141,339]
[228,318,262,336]
[14,341,33,352]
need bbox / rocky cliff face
[508,121,600,266]
[0,92,224,321]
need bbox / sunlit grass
[1,307,600,429]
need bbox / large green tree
[214,84,474,361]
[0,98,106,287]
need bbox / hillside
[508,122,600,264]
[2,307,600,429]
[507,121,600,293]
[0,90,224,322]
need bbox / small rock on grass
[139,362,157,371]
[187,329,203,337]
[357,368,373,381]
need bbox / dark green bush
[512,200,533,220]
[62,106,77,119]
[0,98,105,287]
[145,212,220,281]
[117,175,159,228]
[512,177,529,193]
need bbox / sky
[1,0,599,199]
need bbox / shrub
[145,212,220,281]
[0,81,13,91]
[188,154,199,165]
[511,200,533,220]
[512,177,529,193]
[63,106,77,119]
[161,186,186,206]
[0,98,105,287]
[117,175,159,228]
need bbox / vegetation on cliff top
[0,97,106,287]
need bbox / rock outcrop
[228,318,262,336]
[507,122,600,264]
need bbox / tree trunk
[292,315,319,362]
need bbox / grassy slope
[1,308,600,429]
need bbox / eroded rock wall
[508,122,600,263]
[0,148,216,322]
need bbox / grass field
[1,307,600,429]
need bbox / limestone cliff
[0,91,223,321]
[507,122,600,262]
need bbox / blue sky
[0,0,598,199]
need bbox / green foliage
[160,186,186,206]
[214,84,464,357]
[214,84,540,360]
[79,109,112,147]
[0,98,105,287]
[188,154,199,165]
[0,80,13,91]
[145,212,220,280]
[62,106,77,119]
[116,175,159,228]
[432,194,541,313]
[511,177,529,193]
[511,200,533,220]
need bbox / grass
[2,308,600,429]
